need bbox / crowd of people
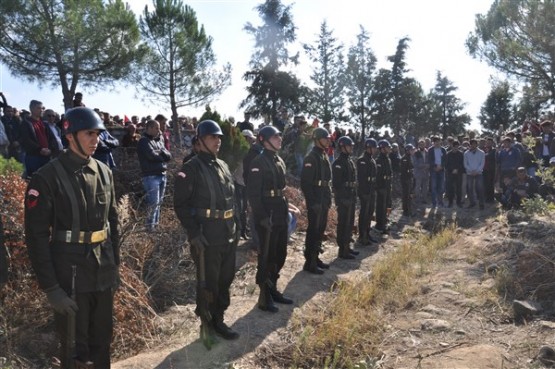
[2,89,555,366]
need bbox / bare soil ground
[113,202,555,369]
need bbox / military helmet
[197,120,223,137]
[405,143,415,151]
[63,107,106,135]
[312,127,331,140]
[337,136,354,147]
[377,139,391,148]
[258,125,280,142]
[365,138,378,148]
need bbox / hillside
[112,203,555,369]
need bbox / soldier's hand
[190,234,208,254]
[46,286,78,316]
[259,217,271,231]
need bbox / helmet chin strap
[199,136,217,156]
[73,132,89,158]
[264,138,278,152]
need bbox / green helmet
[258,125,281,142]
[63,107,106,135]
[197,120,223,137]
[312,127,331,140]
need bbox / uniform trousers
[304,204,329,262]
[190,241,237,323]
[254,224,287,285]
[358,193,376,240]
[55,289,113,369]
[336,198,355,247]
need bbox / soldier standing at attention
[356,138,379,245]
[24,107,120,368]
[300,127,332,274]
[247,126,293,313]
[375,140,393,234]
[174,120,239,349]
[400,144,416,217]
[332,136,359,259]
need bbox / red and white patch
[304,163,312,167]
[177,172,186,178]
[251,168,260,172]
[28,189,40,197]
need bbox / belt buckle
[91,230,106,243]
[224,210,233,219]
[270,189,275,196]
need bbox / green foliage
[136,0,231,136]
[303,21,346,124]
[344,26,377,140]
[521,195,554,216]
[199,106,249,171]
[467,0,555,105]
[430,71,470,137]
[0,0,142,109]
[242,0,300,121]
[0,157,23,176]
[479,80,514,131]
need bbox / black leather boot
[258,284,279,312]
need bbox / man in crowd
[464,138,486,209]
[301,127,332,274]
[25,107,120,368]
[356,138,379,245]
[427,136,447,208]
[137,119,172,232]
[1,105,23,161]
[247,126,293,313]
[400,143,415,216]
[497,136,522,191]
[174,120,239,349]
[445,140,464,208]
[237,111,254,133]
[332,136,359,259]
[412,139,429,204]
[483,137,497,203]
[21,100,59,178]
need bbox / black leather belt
[54,229,108,244]
[196,208,234,219]
[313,180,330,186]
[345,182,357,188]
[263,189,284,197]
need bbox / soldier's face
[67,129,101,158]
[266,134,282,151]
[318,137,331,149]
[200,134,221,154]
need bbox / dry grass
[265,226,457,369]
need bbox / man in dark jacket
[137,119,172,231]
[445,140,465,207]
[400,144,415,216]
[24,107,120,368]
[20,100,60,178]
[427,136,447,208]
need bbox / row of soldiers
[300,128,411,274]
[22,106,408,364]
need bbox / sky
[0,0,499,130]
